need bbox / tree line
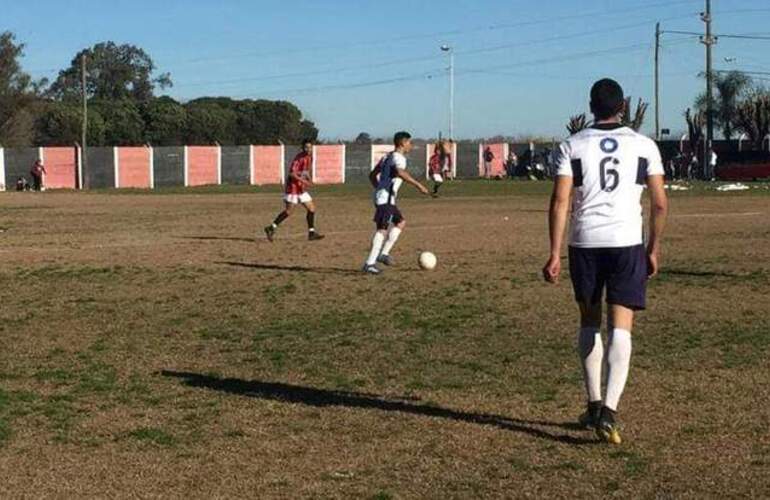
[685,71,770,150]
[0,32,318,147]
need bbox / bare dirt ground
[0,181,769,499]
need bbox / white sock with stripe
[605,328,632,411]
[578,327,603,403]
[380,227,402,256]
[365,231,386,266]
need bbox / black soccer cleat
[578,401,603,430]
[308,232,325,241]
[596,406,622,444]
[264,225,276,242]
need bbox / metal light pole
[654,22,661,141]
[701,0,716,178]
[441,45,454,140]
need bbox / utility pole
[81,53,88,189]
[701,0,716,178]
[441,45,454,140]
[654,22,661,141]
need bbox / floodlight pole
[654,22,661,141]
[701,0,716,178]
[81,53,88,189]
[441,45,454,140]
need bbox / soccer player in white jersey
[363,131,430,274]
[543,79,669,444]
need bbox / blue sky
[6,0,770,140]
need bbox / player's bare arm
[543,175,573,283]
[289,167,310,188]
[369,164,381,188]
[397,168,430,195]
[645,174,668,278]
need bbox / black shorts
[568,245,648,311]
[373,204,404,230]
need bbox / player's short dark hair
[590,78,625,120]
[393,131,411,147]
[302,139,314,146]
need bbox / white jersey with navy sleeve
[555,124,665,248]
[374,152,406,206]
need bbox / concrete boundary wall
[252,145,283,185]
[153,147,184,188]
[116,147,153,189]
[0,141,561,191]
[221,146,250,185]
[84,147,114,189]
[313,145,345,184]
[41,147,77,189]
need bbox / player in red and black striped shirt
[264,140,325,242]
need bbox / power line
[219,39,667,98]
[714,69,770,76]
[160,0,702,68]
[172,53,442,89]
[663,30,770,40]
[226,69,444,98]
[456,14,698,58]
[174,20,684,90]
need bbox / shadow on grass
[217,261,359,275]
[161,370,595,445]
[661,269,749,279]
[180,236,256,243]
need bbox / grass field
[0,181,769,498]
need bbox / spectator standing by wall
[506,150,518,178]
[709,148,718,180]
[30,159,46,191]
[483,146,494,179]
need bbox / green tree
[621,97,649,132]
[48,41,171,102]
[355,132,372,144]
[684,107,704,152]
[142,96,186,145]
[0,31,45,146]
[34,100,105,145]
[184,99,238,144]
[696,71,753,140]
[734,88,770,149]
[566,114,589,134]
[93,98,145,145]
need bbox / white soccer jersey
[374,152,406,206]
[556,124,665,248]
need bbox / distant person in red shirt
[30,159,47,191]
[264,140,325,242]
[428,140,452,197]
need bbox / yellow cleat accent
[597,427,622,445]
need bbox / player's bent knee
[578,301,602,327]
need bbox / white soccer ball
[419,251,437,271]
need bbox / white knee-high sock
[578,327,604,403]
[365,231,386,266]
[380,227,402,256]
[605,328,632,411]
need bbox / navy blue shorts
[568,245,648,311]
[373,204,404,230]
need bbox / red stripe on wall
[42,147,77,189]
[314,145,343,184]
[187,146,219,186]
[252,146,282,185]
[118,147,151,188]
